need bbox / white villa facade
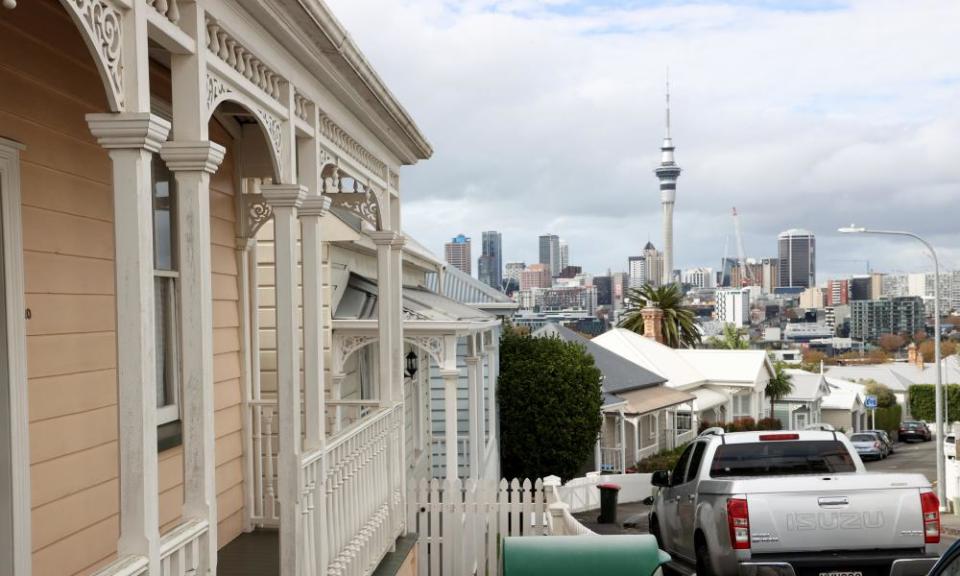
[774,370,831,429]
[592,327,774,428]
[0,1,502,575]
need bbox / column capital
[261,184,307,209]
[87,113,171,152]
[439,369,460,379]
[160,141,226,174]
[370,230,404,247]
[298,195,332,218]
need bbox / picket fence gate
[409,477,550,576]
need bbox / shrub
[498,328,603,482]
[874,404,902,436]
[756,417,783,430]
[698,417,782,434]
[908,383,960,422]
[635,443,689,473]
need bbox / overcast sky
[325,0,960,282]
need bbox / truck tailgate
[717,474,927,554]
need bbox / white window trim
[153,172,181,428]
[0,137,30,576]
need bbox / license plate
[819,571,862,576]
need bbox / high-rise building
[628,256,646,288]
[799,286,825,309]
[644,242,663,288]
[444,234,471,274]
[520,263,551,290]
[655,82,681,285]
[594,275,613,306]
[777,229,815,288]
[612,272,629,306]
[715,287,750,327]
[761,257,780,294]
[850,276,872,301]
[538,234,560,277]
[850,297,925,342]
[682,267,715,289]
[826,279,850,306]
[559,240,569,271]
[477,230,502,289]
[505,262,526,283]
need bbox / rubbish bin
[598,482,621,524]
[502,535,671,576]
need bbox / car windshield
[710,440,858,477]
[850,434,876,442]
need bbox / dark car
[899,420,932,442]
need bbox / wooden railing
[600,446,622,473]
[249,399,279,527]
[430,434,470,479]
[146,0,180,24]
[319,404,404,576]
[159,519,209,576]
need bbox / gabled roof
[675,349,773,384]
[783,369,830,403]
[823,358,960,393]
[532,324,666,394]
[591,328,704,389]
[334,273,492,323]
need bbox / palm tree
[708,323,748,350]
[765,362,794,420]
[619,283,701,348]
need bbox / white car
[946,433,956,459]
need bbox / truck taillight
[921,491,940,544]
[727,497,750,550]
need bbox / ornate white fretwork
[205,18,283,103]
[404,336,444,369]
[242,193,273,238]
[388,169,399,191]
[402,308,428,321]
[206,73,232,112]
[65,0,124,110]
[250,107,282,169]
[323,170,383,230]
[335,335,378,374]
[318,113,387,180]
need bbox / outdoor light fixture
[405,350,419,378]
[837,224,945,509]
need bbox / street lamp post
[839,225,944,508]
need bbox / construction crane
[732,207,752,286]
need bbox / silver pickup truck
[649,429,939,576]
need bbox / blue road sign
[865,395,878,409]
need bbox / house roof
[617,386,695,415]
[825,357,960,393]
[334,273,493,323]
[591,328,772,392]
[425,265,517,308]
[532,324,667,394]
[822,376,865,411]
[782,369,830,403]
[689,387,730,411]
[592,328,704,389]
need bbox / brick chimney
[641,306,665,344]
[907,342,923,368]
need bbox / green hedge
[635,443,689,473]
[873,404,902,435]
[908,384,960,422]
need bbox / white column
[465,353,480,479]
[161,141,225,572]
[87,113,171,573]
[619,410,627,473]
[370,232,398,405]
[441,334,460,479]
[299,195,330,450]
[261,184,306,576]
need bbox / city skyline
[326,0,960,280]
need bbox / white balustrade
[430,435,470,478]
[89,556,149,576]
[599,446,622,473]
[249,399,280,527]
[158,519,209,576]
[146,0,180,25]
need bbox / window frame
[151,154,182,429]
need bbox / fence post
[548,502,570,536]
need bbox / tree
[707,323,749,350]
[765,362,795,417]
[867,348,891,363]
[801,349,827,372]
[498,328,603,481]
[619,283,701,349]
[919,340,958,363]
[878,333,906,354]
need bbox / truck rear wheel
[695,533,715,576]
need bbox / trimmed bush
[498,328,603,482]
[908,384,960,422]
[874,404,902,436]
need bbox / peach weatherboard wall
[0,1,247,573]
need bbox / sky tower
[655,78,681,285]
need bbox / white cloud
[325,0,960,280]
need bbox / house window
[733,393,752,419]
[152,156,181,430]
[676,412,692,431]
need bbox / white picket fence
[409,478,551,576]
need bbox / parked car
[850,431,888,460]
[649,428,939,576]
[863,428,895,454]
[899,420,932,442]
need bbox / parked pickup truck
[648,429,939,576]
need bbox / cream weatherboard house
[0,1,506,575]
